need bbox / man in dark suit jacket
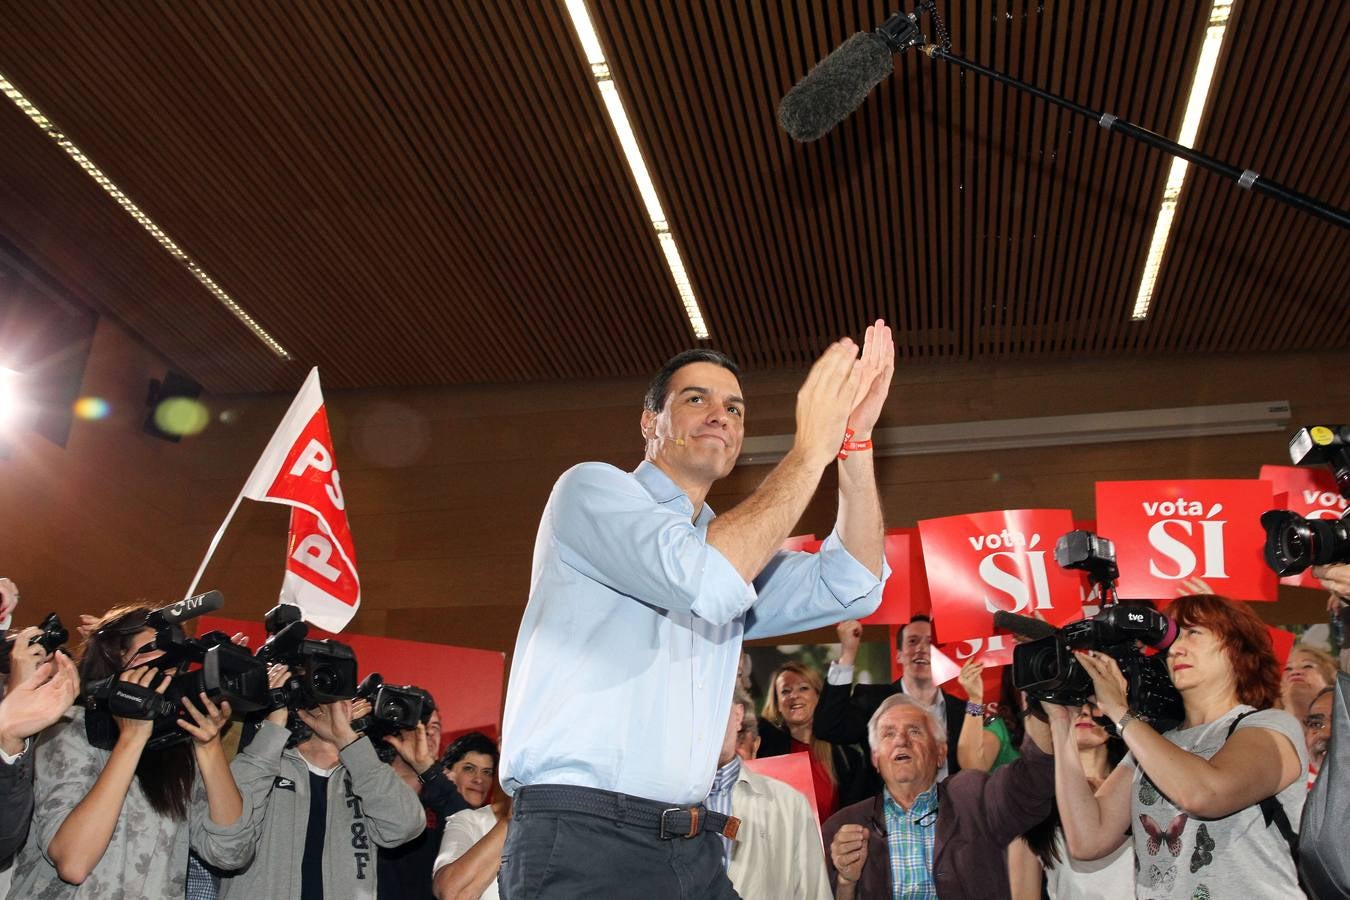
[813,615,966,807]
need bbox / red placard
[199,615,505,748]
[917,509,1084,643]
[1266,625,1296,670]
[862,531,929,625]
[1095,480,1278,602]
[743,751,820,825]
[1259,466,1346,589]
[939,639,1011,700]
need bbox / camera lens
[1264,510,1350,576]
[311,666,338,694]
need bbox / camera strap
[1226,711,1299,854]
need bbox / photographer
[376,698,478,900]
[1050,595,1306,898]
[7,604,258,899]
[219,685,425,899]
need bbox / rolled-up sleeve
[551,464,756,625]
[743,529,888,639]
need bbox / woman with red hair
[1049,595,1307,899]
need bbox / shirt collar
[632,460,716,525]
[884,783,938,819]
[710,755,742,795]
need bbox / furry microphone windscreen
[777,31,896,142]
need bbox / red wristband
[837,429,873,460]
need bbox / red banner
[862,530,929,625]
[917,509,1084,643]
[1259,465,1346,589]
[1095,480,1278,602]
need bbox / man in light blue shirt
[499,322,895,898]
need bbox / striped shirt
[883,785,938,899]
[706,755,742,868]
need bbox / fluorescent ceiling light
[736,400,1290,466]
[0,73,292,360]
[1130,0,1235,321]
[563,0,710,340]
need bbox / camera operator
[219,680,425,899]
[8,604,257,899]
[375,697,478,900]
[1050,594,1307,898]
[1312,563,1350,673]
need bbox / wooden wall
[2,316,1344,655]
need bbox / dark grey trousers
[498,802,742,899]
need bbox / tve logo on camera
[919,509,1086,643]
[1096,480,1277,602]
[1260,465,1347,588]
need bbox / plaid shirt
[883,785,938,899]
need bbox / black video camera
[83,591,273,751]
[1010,530,1185,732]
[350,673,432,763]
[254,603,358,710]
[1,612,69,674]
[1261,425,1350,577]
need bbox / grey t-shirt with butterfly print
[1124,705,1307,900]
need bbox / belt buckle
[659,806,699,840]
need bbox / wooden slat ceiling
[0,1,1345,395]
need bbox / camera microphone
[144,590,224,631]
[992,611,1057,641]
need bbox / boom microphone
[777,13,923,142]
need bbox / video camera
[84,591,274,751]
[0,612,69,674]
[254,602,359,710]
[1261,425,1350,577]
[350,673,433,762]
[1009,530,1185,732]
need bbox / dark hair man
[499,322,895,898]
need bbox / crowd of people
[2,331,1347,898]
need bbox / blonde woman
[759,662,864,820]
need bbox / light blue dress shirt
[500,460,888,806]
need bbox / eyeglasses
[1304,715,1328,733]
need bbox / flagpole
[185,489,246,599]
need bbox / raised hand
[178,692,232,747]
[794,339,863,469]
[298,699,357,748]
[386,722,437,774]
[113,666,171,746]
[0,654,80,754]
[958,658,985,705]
[845,319,895,439]
[7,625,49,691]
